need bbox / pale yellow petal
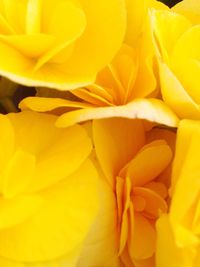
[56,98,179,128]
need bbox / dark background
[160,0,181,7]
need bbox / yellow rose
[0,111,98,266]
[0,0,126,90]
[151,0,200,119]
[78,118,175,267]
[156,119,200,267]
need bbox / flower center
[71,45,138,107]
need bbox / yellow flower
[0,111,98,266]
[151,0,200,119]
[20,42,178,128]
[156,119,200,267]
[19,0,178,128]
[79,118,175,267]
[0,0,126,90]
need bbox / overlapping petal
[156,120,200,267]
[0,0,127,89]
[93,117,174,266]
[0,111,99,266]
[151,1,200,120]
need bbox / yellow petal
[173,0,200,24]
[119,176,132,255]
[56,98,179,128]
[77,179,120,266]
[0,0,126,90]
[152,9,191,59]
[27,124,92,192]
[2,149,35,198]
[34,1,87,70]
[6,111,93,193]
[2,0,27,33]
[127,140,172,186]
[0,194,43,230]
[0,114,15,171]
[0,34,55,58]
[170,120,200,246]
[19,97,93,112]
[171,26,200,103]
[125,0,146,45]
[26,0,41,34]
[93,118,145,187]
[129,213,156,260]
[156,215,197,267]
[0,159,99,262]
[159,62,200,119]
[133,187,168,218]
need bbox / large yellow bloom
[156,119,200,267]
[0,0,126,89]
[19,0,178,128]
[0,111,98,266]
[83,118,175,267]
[151,0,200,119]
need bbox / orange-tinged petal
[145,182,168,199]
[0,159,99,262]
[128,140,172,186]
[147,128,176,152]
[93,118,145,186]
[128,213,156,260]
[119,176,132,254]
[133,187,168,218]
[72,88,113,106]
[133,256,155,267]
[56,98,179,128]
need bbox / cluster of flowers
[0,0,199,266]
